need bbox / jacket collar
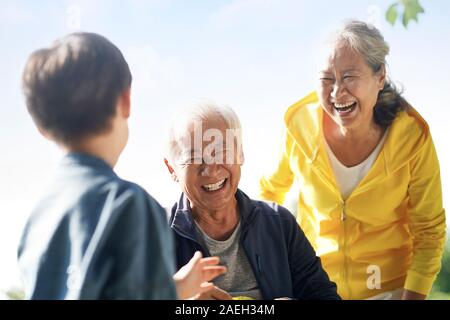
[284,91,430,197]
[170,189,257,239]
[61,152,116,175]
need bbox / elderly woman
[259,20,446,300]
[164,103,340,300]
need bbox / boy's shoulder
[112,177,164,213]
[82,174,165,227]
[27,161,164,240]
[55,153,164,214]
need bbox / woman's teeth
[333,102,356,113]
[203,178,226,191]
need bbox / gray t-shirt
[194,221,263,300]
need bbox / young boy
[18,32,225,299]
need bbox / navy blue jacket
[169,189,340,300]
[18,153,177,300]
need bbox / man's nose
[200,163,221,177]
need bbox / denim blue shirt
[18,153,177,299]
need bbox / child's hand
[192,285,232,300]
[173,251,227,300]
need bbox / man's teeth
[334,101,356,110]
[203,179,226,191]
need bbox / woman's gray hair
[167,102,244,165]
[329,20,409,128]
[331,20,389,73]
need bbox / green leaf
[386,3,399,26]
[402,0,425,28]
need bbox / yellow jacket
[260,92,446,299]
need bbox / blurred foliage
[1,287,25,300]
[429,237,450,300]
[386,0,425,27]
[428,291,450,300]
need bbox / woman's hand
[173,251,227,300]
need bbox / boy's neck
[62,134,122,168]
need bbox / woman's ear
[164,158,178,182]
[377,64,386,90]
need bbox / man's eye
[191,157,203,164]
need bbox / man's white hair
[167,102,244,165]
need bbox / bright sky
[1,0,449,293]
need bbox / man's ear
[117,88,131,119]
[239,148,245,165]
[164,158,178,182]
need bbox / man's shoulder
[244,198,301,246]
[250,198,296,223]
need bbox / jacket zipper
[311,165,352,299]
[341,200,351,300]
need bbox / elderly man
[164,103,340,300]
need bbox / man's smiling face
[171,116,242,213]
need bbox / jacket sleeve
[404,134,446,296]
[259,128,295,205]
[76,184,178,299]
[282,208,341,300]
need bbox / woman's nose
[331,80,345,99]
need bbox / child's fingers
[199,282,214,293]
[209,286,232,300]
[202,266,227,282]
[198,286,233,300]
[187,251,203,267]
[199,256,221,266]
[200,282,214,288]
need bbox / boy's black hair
[22,32,132,144]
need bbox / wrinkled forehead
[170,111,245,166]
[176,116,238,152]
[186,115,228,134]
[315,40,363,73]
